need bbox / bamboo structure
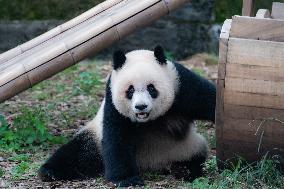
[0,0,190,103]
[216,2,284,168]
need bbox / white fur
[136,123,208,171]
[111,50,179,122]
[81,99,105,150]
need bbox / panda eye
[147,84,158,98]
[126,85,135,99]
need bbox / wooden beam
[216,79,225,167]
[242,0,255,17]
[224,104,284,120]
[225,77,284,97]
[224,91,284,110]
[218,19,231,80]
[227,38,284,68]
[226,63,284,82]
[230,16,284,42]
[272,2,284,19]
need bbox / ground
[0,54,283,189]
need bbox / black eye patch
[126,85,135,99]
[147,84,158,98]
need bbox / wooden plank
[216,19,230,168]
[225,77,284,96]
[227,38,284,68]
[216,79,225,164]
[222,117,284,162]
[230,16,284,42]
[218,19,232,80]
[221,117,284,167]
[224,104,284,120]
[272,2,284,19]
[223,118,284,140]
[242,0,255,16]
[222,139,283,163]
[224,91,284,110]
[226,63,284,82]
[255,9,271,18]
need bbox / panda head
[110,46,179,123]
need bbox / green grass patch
[0,167,4,177]
[0,106,67,152]
[204,54,218,65]
[187,155,284,189]
[72,70,102,96]
[191,68,206,77]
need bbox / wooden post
[242,0,255,16]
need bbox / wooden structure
[0,0,190,103]
[216,2,284,167]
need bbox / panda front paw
[110,176,144,187]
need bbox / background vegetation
[1,0,284,22]
[0,0,104,20]
[215,0,284,23]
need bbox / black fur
[147,84,158,98]
[38,131,103,181]
[172,62,216,122]
[170,153,207,181]
[38,60,216,187]
[101,78,143,187]
[126,85,135,100]
[113,50,126,70]
[165,115,191,141]
[154,45,167,65]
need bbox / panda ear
[154,45,167,65]
[113,50,126,70]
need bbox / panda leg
[170,132,208,181]
[38,130,103,181]
[170,154,207,181]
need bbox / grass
[0,107,67,152]
[187,155,284,189]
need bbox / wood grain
[227,38,284,68]
[230,16,284,42]
[272,2,284,19]
[216,79,225,164]
[218,19,231,80]
[225,77,284,96]
[226,63,284,82]
[242,0,255,16]
[224,104,284,120]
[224,91,284,110]
[223,118,284,140]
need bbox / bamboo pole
[0,0,190,103]
[0,0,124,64]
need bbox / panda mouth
[136,112,149,119]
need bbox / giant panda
[38,46,216,187]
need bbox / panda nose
[135,104,148,111]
